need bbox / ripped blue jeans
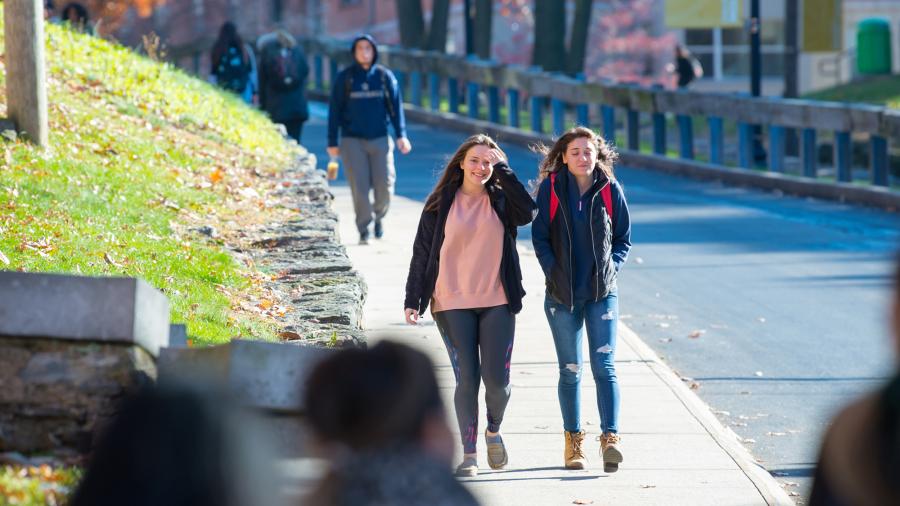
[544,294,619,434]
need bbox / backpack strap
[378,65,395,118]
[550,173,614,224]
[549,173,559,222]
[601,183,613,223]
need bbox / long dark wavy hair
[423,134,507,212]
[211,21,248,70]
[533,126,618,186]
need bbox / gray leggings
[433,305,515,454]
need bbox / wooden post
[487,86,500,123]
[507,88,520,128]
[551,98,565,135]
[429,73,441,111]
[4,0,49,147]
[626,108,640,151]
[708,117,724,164]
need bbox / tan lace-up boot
[599,432,623,473]
[564,430,587,469]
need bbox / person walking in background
[531,126,632,473]
[210,22,255,105]
[327,34,411,245]
[60,2,92,34]
[404,135,536,477]
[258,30,309,143]
[667,44,703,89]
[304,341,479,506]
[809,252,900,506]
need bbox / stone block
[0,337,156,453]
[0,272,170,356]
[158,340,335,414]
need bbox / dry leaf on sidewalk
[573,500,593,505]
[688,330,705,338]
[640,484,656,489]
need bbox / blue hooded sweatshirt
[327,34,407,147]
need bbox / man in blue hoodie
[327,35,412,245]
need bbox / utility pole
[783,0,799,155]
[749,0,765,163]
[3,0,49,147]
[463,0,473,55]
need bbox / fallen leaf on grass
[257,299,274,310]
[279,331,301,340]
[103,252,123,268]
[209,167,225,183]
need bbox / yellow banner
[803,0,843,52]
[665,0,743,28]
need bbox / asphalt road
[301,102,900,501]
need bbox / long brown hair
[423,134,507,212]
[534,126,618,185]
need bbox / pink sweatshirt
[432,189,508,312]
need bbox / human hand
[327,146,340,158]
[486,148,506,168]
[404,308,420,325]
[397,137,412,155]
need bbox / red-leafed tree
[78,0,167,36]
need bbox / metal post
[769,125,786,172]
[677,115,694,160]
[313,55,324,91]
[448,78,460,113]
[627,108,640,151]
[802,128,817,178]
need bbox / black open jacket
[404,162,537,315]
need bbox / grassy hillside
[1,16,300,345]
[805,74,900,109]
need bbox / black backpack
[268,47,302,91]
[216,46,249,93]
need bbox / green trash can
[857,18,892,75]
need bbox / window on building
[684,20,785,80]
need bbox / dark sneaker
[455,456,478,477]
[359,232,370,245]
[599,432,623,473]
[485,431,508,470]
[374,221,384,239]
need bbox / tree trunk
[532,0,565,72]
[472,0,493,59]
[565,0,593,76]
[396,0,425,49]
[425,0,450,52]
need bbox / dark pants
[433,305,515,454]
[283,120,305,143]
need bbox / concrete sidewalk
[330,185,793,506]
